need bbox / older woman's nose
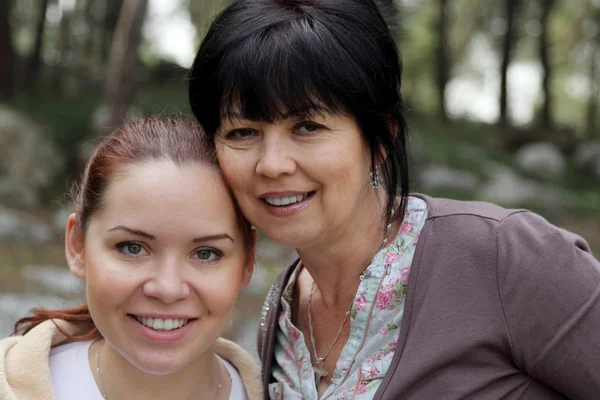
[255,134,297,178]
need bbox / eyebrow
[193,234,234,243]
[107,226,234,243]
[108,226,155,239]
[224,108,328,122]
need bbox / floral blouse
[269,197,428,399]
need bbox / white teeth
[134,316,188,331]
[264,194,308,206]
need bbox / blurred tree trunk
[435,0,450,121]
[374,0,399,38]
[499,0,520,126]
[50,6,72,95]
[101,0,148,133]
[83,0,96,59]
[101,0,123,64]
[25,0,50,95]
[0,0,15,100]
[539,0,555,130]
[586,49,599,138]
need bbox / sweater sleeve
[497,211,600,399]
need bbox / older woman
[188,0,600,399]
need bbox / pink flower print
[365,352,382,364]
[285,347,294,361]
[336,359,346,370]
[388,338,398,353]
[385,251,401,264]
[288,326,300,342]
[414,233,420,244]
[354,295,368,311]
[400,221,414,234]
[376,289,393,310]
[400,267,410,283]
[379,326,389,336]
[357,382,368,395]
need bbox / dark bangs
[219,21,351,125]
[189,0,396,134]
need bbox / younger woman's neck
[92,339,224,400]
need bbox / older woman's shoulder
[413,194,595,260]
[414,193,523,223]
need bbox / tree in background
[100,0,148,133]
[435,0,450,121]
[24,0,50,95]
[539,0,556,130]
[499,0,520,126]
[102,0,123,64]
[0,0,15,100]
[585,4,600,138]
[50,0,73,96]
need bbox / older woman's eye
[296,123,323,135]
[224,128,258,140]
[117,242,146,257]
[193,248,223,262]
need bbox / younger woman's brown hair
[13,117,253,340]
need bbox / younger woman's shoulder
[215,337,263,400]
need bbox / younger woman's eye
[116,242,146,257]
[296,123,324,135]
[193,248,222,262]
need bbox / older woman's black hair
[188,0,410,224]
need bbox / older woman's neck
[296,197,396,307]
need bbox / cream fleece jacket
[0,319,262,400]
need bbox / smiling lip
[259,191,315,217]
[131,313,195,319]
[259,190,312,198]
[128,314,197,343]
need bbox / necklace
[307,215,395,385]
[307,279,355,382]
[95,339,222,399]
[96,339,107,399]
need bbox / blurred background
[0,0,599,357]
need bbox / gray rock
[0,106,64,207]
[0,206,54,243]
[478,164,575,208]
[573,140,600,179]
[419,164,479,192]
[20,265,83,296]
[515,142,566,179]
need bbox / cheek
[217,148,253,189]
[85,261,139,309]
[194,268,244,313]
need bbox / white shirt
[49,340,104,400]
[49,340,248,399]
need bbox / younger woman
[0,117,262,399]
